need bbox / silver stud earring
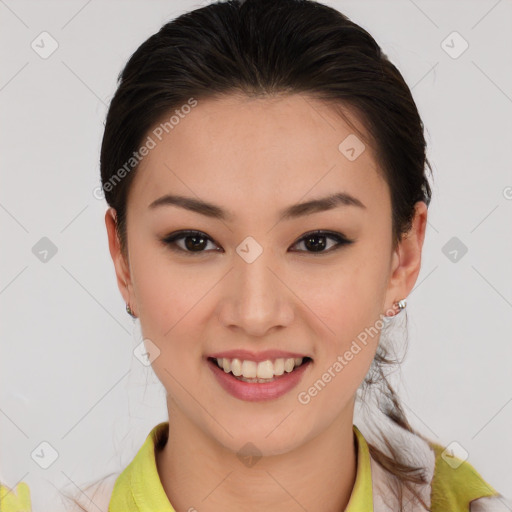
[396,299,407,312]
[385,299,407,318]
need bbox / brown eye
[161,229,354,256]
[162,230,220,255]
[290,230,354,254]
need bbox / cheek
[131,242,207,331]
[297,251,388,340]
[294,248,390,400]
[128,248,200,374]
[296,261,385,413]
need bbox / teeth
[256,360,274,379]
[231,358,242,376]
[241,360,257,378]
[215,357,305,379]
[284,358,295,372]
[274,358,285,376]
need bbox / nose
[216,244,294,337]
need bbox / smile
[206,356,313,401]
[212,356,310,380]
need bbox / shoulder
[428,442,511,512]
[355,400,509,511]
[0,482,32,512]
[368,427,510,511]
[67,422,169,512]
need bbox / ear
[384,201,428,315]
[105,207,133,310]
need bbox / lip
[207,349,310,363]
[206,357,312,402]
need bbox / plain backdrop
[1,0,511,510]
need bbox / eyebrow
[148,192,366,222]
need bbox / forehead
[129,93,389,219]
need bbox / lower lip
[206,358,312,402]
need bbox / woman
[98,0,510,509]
[3,0,508,510]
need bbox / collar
[109,422,373,511]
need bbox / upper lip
[207,349,311,363]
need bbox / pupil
[185,235,206,251]
[305,235,326,252]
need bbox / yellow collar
[109,422,373,511]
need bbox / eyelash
[161,229,354,256]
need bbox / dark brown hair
[97,0,434,509]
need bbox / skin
[105,93,427,512]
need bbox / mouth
[207,356,313,383]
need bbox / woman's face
[106,93,426,455]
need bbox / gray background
[1,0,511,510]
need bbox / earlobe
[105,207,132,306]
[384,201,428,313]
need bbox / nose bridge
[239,246,274,299]
[223,237,292,335]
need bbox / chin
[212,422,310,459]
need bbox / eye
[161,229,354,256]
[290,230,354,254]
[161,230,221,255]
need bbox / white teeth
[284,358,295,372]
[241,360,257,378]
[257,360,274,379]
[231,358,242,376]
[215,357,305,379]
[273,358,285,376]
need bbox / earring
[126,303,136,318]
[385,299,407,317]
[396,299,407,312]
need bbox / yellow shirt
[0,482,31,512]
[108,421,373,511]
[107,422,499,512]
[0,422,501,512]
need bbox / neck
[155,400,358,512]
